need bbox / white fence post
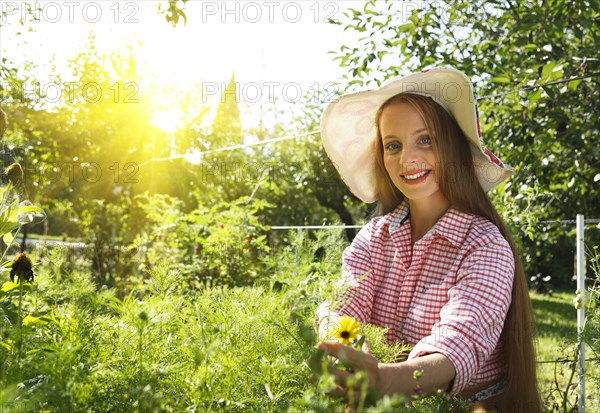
[576,214,586,413]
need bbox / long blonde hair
[373,94,541,412]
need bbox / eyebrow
[412,128,428,136]
[382,128,428,141]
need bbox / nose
[400,146,418,171]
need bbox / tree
[212,73,242,146]
[1,32,210,230]
[282,90,366,240]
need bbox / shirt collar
[388,202,410,232]
[387,202,475,247]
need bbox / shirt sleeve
[315,222,377,337]
[407,234,515,395]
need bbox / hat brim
[320,67,513,203]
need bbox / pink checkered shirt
[317,202,514,395]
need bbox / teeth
[403,171,428,180]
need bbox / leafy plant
[0,163,47,390]
[136,194,273,289]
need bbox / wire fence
[269,219,600,231]
[537,358,599,365]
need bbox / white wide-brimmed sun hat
[320,67,514,203]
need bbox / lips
[402,170,429,179]
[400,169,431,184]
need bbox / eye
[419,136,432,145]
[385,142,402,152]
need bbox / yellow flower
[330,316,361,345]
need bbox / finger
[318,363,352,401]
[323,365,372,405]
[325,380,367,404]
[327,363,352,387]
[317,342,360,365]
[317,341,354,362]
[317,341,378,371]
[325,384,347,400]
[343,380,369,408]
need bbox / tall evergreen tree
[212,73,242,146]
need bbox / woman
[315,68,540,412]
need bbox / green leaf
[0,223,19,236]
[0,299,18,326]
[491,76,511,84]
[0,340,14,352]
[22,314,51,327]
[398,23,416,33]
[568,79,582,91]
[540,62,563,83]
[355,335,366,349]
[528,88,543,103]
[16,204,47,225]
[0,198,20,234]
[408,13,420,25]
[1,281,20,293]
[527,226,535,241]
[1,280,30,296]
[541,85,557,100]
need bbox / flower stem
[138,325,143,373]
[16,276,24,358]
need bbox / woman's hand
[316,341,381,403]
[316,342,456,403]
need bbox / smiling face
[379,102,448,205]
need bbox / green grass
[2,239,599,412]
[532,289,600,412]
